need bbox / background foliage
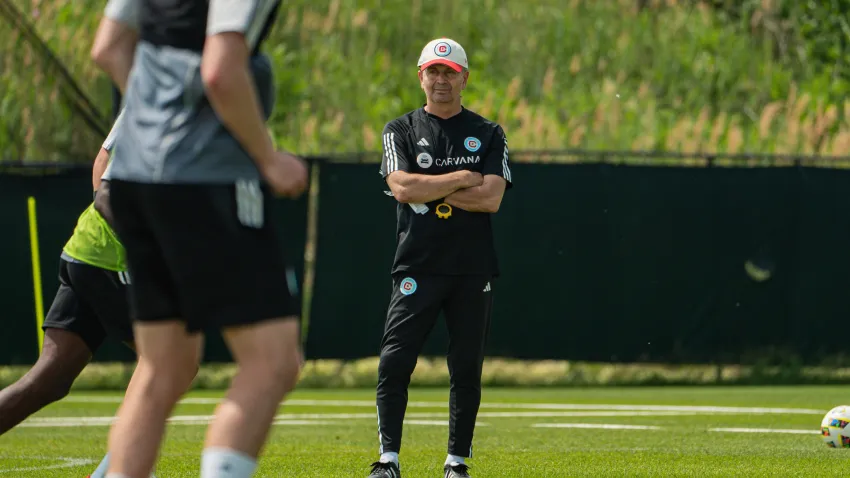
[1,0,848,163]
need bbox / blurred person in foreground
[94,0,308,477]
[368,37,513,478]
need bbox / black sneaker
[368,461,401,478]
[444,463,471,478]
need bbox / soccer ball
[821,406,850,448]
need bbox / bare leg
[203,318,301,458]
[92,349,181,478]
[0,329,91,434]
[106,322,202,478]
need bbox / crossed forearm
[389,171,470,203]
[444,186,496,212]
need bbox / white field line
[271,420,339,426]
[708,427,821,435]
[20,414,825,436]
[18,411,698,428]
[533,423,662,430]
[403,420,451,426]
[403,420,490,427]
[60,396,826,415]
[478,411,694,417]
[533,424,822,435]
[0,457,95,473]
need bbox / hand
[460,171,484,188]
[260,151,308,198]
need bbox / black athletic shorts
[42,257,134,352]
[108,179,299,333]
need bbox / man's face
[419,64,468,104]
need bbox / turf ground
[1,386,849,477]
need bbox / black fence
[2,158,849,365]
[0,169,308,365]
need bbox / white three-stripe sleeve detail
[382,133,389,174]
[501,135,512,183]
[383,132,400,173]
[390,132,399,172]
[382,133,394,174]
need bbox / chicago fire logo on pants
[400,277,418,296]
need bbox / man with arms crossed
[368,38,513,478]
[99,1,307,477]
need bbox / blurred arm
[202,0,280,169]
[91,0,140,93]
[92,147,110,191]
[201,32,276,170]
[93,180,115,228]
[92,109,123,224]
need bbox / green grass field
[2,386,849,477]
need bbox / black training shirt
[140,0,279,54]
[380,106,513,277]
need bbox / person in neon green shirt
[0,114,136,434]
[62,195,127,275]
[0,110,157,478]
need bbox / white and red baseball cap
[417,38,469,72]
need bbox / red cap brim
[420,59,463,72]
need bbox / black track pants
[376,273,494,457]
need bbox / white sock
[105,474,131,478]
[379,452,399,465]
[445,454,466,466]
[89,453,110,478]
[201,447,257,478]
